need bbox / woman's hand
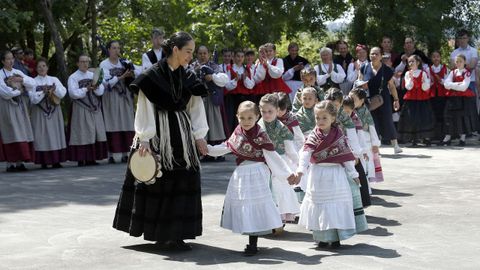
[393,100,400,111]
[195,139,208,156]
[138,141,151,157]
[372,146,380,153]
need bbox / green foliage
[276,32,340,65]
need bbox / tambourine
[91,68,104,87]
[128,149,162,184]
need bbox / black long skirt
[113,165,202,242]
[430,96,446,140]
[444,96,479,137]
[398,100,436,142]
[355,163,371,207]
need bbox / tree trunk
[38,0,68,84]
[41,28,51,58]
[90,0,98,67]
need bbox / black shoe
[423,139,431,147]
[331,241,341,249]
[215,156,225,162]
[16,164,28,171]
[441,140,451,146]
[78,161,86,167]
[52,163,63,169]
[317,241,328,248]
[121,156,128,163]
[108,157,116,164]
[86,161,99,166]
[243,244,258,256]
[41,164,48,169]
[201,156,215,162]
[458,140,466,146]
[6,165,17,172]
[175,240,192,251]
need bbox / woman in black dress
[357,47,403,154]
[113,32,209,250]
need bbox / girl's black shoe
[175,240,192,251]
[6,165,16,172]
[458,140,466,146]
[331,241,341,249]
[16,164,28,171]
[317,241,328,248]
[243,244,258,256]
[52,163,63,169]
[423,138,431,147]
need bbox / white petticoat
[221,161,282,234]
[299,163,355,231]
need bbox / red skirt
[34,149,68,165]
[2,141,35,162]
[106,131,135,153]
[262,77,291,94]
[68,142,108,161]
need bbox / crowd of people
[1,27,479,255]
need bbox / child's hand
[372,146,379,153]
[287,174,296,185]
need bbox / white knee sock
[443,135,451,142]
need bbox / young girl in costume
[295,87,318,137]
[207,101,295,256]
[258,94,300,224]
[295,100,360,248]
[292,67,325,113]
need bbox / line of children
[207,101,296,256]
[429,51,449,142]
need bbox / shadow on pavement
[262,230,313,242]
[123,242,324,265]
[371,196,402,208]
[323,243,401,259]
[366,215,402,226]
[371,189,413,197]
[359,226,394,237]
[380,154,432,159]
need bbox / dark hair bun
[161,31,193,58]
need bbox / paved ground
[0,139,479,270]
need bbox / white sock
[443,135,451,142]
[460,134,466,141]
[391,140,399,147]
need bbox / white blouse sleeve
[101,63,119,88]
[421,71,431,91]
[346,128,362,158]
[207,142,231,156]
[292,126,305,150]
[282,67,295,81]
[142,53,153,71]
[263,149,293,181]
[225,70,238,91]
[284,140,299,167]
[368,125,381,147]
[444,70,470,91]
[187,96,209,140]
[331,64,346,84]
[0,79,22,99]
[343,160,359,179]
[134,91,157,142]
[267,59,284,79]
[18,71,36,92]
[29,90,45,104]
[356,129,368,155]
[404,71,414,90]
[254,64,266,83]
[315,65,329,86]
[53,77,67,99]
[68,75,87,99]
[93,83,105,96]
[296,149,313,175]
[346,62,357,83]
